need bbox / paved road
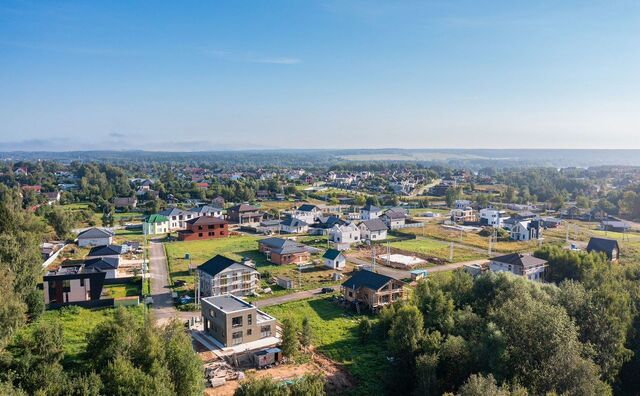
[148,240,182,324]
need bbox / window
[232,316,243,327]
[198,233,203,237]
[63,279,71,292]
[232,331,243,345]
[260,325,271,338]
[247,329,252,336]
[80,278,85,287]
[248,314,252,325]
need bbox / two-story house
[178,216,229,241]
[279,218,309,234]
[329,222,361,250]
[358,218,388,242]
[341,270,404,312]
[43,264,106,307]
[158,207,197,230]
[201,294,278,347]
[510,220,543,241]
[143,214,170,235]
[380,208,407,229]
[360,204,383,220]
[293,204,322,224]
[227,204,263,225]
[489,253,548,281]
[479,208,509,228]
[197,255,260,297]
[189,205,224,218]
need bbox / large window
[232,316,243,328]
[260,325,271,338]
[232,331,243,345]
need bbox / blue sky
[0,0,639,150]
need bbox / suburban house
[43,191,61,205]
[227,204,263,225]
[309,215,345,235]
[510,220,543,241]
[201,294,278,348]
[358,218,388,242]
[158,207,197,230]
[587,237,620,261]
[43,264,106,307]
[329,222,361,250]
[600,220,629,233]
[258,237,313,265]
[380,208,407,229]
[454,199,472,209]
[87,244,125,258]
[479,208,509,228]
[197,255,260,297]
[76,227,114,247]
[212,196,225,207]
[83,257,120,279]
[279,218,309,234]
[293,204,322,223]
[143,214,170,235]
[360,204,383,220]
[450,207,476,223]
[189,205,224,218]
[323,249,346,270]
[341,270,404,312]
[489,253,548,282]
[113,197,138,209]
[178,216,229,241]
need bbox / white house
[510,220,543,241]
[358,218,388,242]
[279,218,309,234]
[197,255,260,297]
[329,222,361,250]
[323,249,346,270]
[189,205,223,218]
[143,214,170,235]
[360,204,383,220]
[293,204,322,224]
[83,257,120,279]
[158,207,197,230]
[479,208,509,228]
[489,253,547,282]
[76,227,114,247]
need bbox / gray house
[76,227,115,247]
[201,294,277,347]
[197,255,260,297]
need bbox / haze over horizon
[1,1,639,151]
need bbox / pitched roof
[361,204,381,212]
[297,204,320,212]
[159,207,188,217]
[491,253,547,269]
[185,216,228,226]
[359,218,388,232]
[382,209,407,219]
[259,237,308,254]
[83,256,120,270]
[229,203,259,212]
[342,270,397,290]
[323,249,343,260]
[197,255,257,277]
[189,205,222,214]
[88,245,124,257]
[145,214,169,223]
[587,237,619,254]
[280,218,308,227]
[77,227,114,239]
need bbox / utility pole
[195,268,200,309]
[449,242,454,261]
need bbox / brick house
[178,216,229,241]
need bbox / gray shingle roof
[280,218,308,227]
[323,249,343,260]
[359,218,388,232]
[83,256,120,270]
[88,245,124,257]
[342,270,397,290]
[297,204,320,212]
[77,227,115,239]
[491,253,547,269]
[198,255,257,277]
[587,237,619,258]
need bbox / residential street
[148,239,185,324]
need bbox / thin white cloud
[203,49,301,65]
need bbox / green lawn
[103,282,142,298]
[390,238,487,263]
[263,297,387,395]
[21,306,144,368]
[164,235,351,297]
[114,228,146,243]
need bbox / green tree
[300,317,313,348]
[281,318,300,358]
[290,373,326,396]
[415,353,439,396]
[358,317,372,344]
[235,376,289,396]
[161,319,204,396]
[387,305,424,394]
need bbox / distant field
[338,152,487,161]
[390,238,486,263]
[263,297,386,396]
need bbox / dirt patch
[311,350,357,394]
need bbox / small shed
[276,276,294,289]
[410,269,429,281]
[323,249,346,270]
[254,347,283,368]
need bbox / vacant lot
[103,282,142,298]
[263,297,386,395]
[399,224,537,253]
[390,238,487,263]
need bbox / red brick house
[178,216,229,241]
[258,237,312,265]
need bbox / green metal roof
[145,214,169,223]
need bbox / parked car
[321,287,335,294]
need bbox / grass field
[103,282,142,298]
[17,306,144,368]
[164,235,345,295]
[263,297,386,395]
[389,238,487,263]
[114,228,146,243]
[399,224,537,253]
